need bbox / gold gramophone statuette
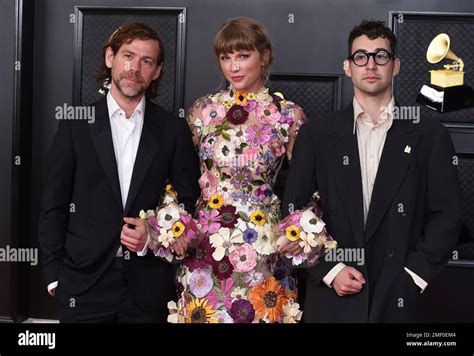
[427,33,464,88]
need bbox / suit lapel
[364,120,420,243]
[123,100,161,215]
[328,105,365,247]
[89,97,123,209]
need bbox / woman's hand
[170,237,189,257]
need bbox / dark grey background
[1,0,473,321]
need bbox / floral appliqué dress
[169,88,307,323]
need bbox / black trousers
[57,257,155,323]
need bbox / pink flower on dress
[148,215,160,232]
[199,171,218,200]
[189,268,213,298]
[244,100,257,112]
[202,104,226,126]
[269,140,286,157]
[255,103,281,125]
[245,124,272,148]
[229,243,257,273]
[199,210,221,234]
[206,277,234,309]
[240,147,259,166]
[180,213,198,240]
[254,184,271,201]
[278,211,301,231]
[278,114,293,125]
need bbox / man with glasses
[283,20,461,322]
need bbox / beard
[113,72,147,99]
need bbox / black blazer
[283,103,461,322]
[39,96,200,320]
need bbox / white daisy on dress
[209,227,244,261]
[300,210,325,233]
[254,224,276,255]
[157,205,180,230]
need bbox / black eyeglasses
[347,50,395,67]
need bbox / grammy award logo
[416,33,474,113]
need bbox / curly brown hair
[96,23,165,99]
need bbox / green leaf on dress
[205,159,214,170]
[238,212,250,222]
[211,273,222,288]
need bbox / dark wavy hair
[96,23,165,99]
[348,20,397,56]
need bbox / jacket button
[388,250,395,257]
[330,208,336,215]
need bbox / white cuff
[404,267,428,293]
[47,281,58,296]
[323,262,346,288]
[137,232,152,256]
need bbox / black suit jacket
[283,103,461,323]
[39,96,200,320]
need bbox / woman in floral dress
[167,17,309,324]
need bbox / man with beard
[39,23,200,322]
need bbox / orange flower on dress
[249,277,288,322]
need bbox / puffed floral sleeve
[139,184,198,263]
[277,192,337,267]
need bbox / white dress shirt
[322,97,428,293]
[107,93,150,258]
[107,92,145,209]
[47,92,146,295]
